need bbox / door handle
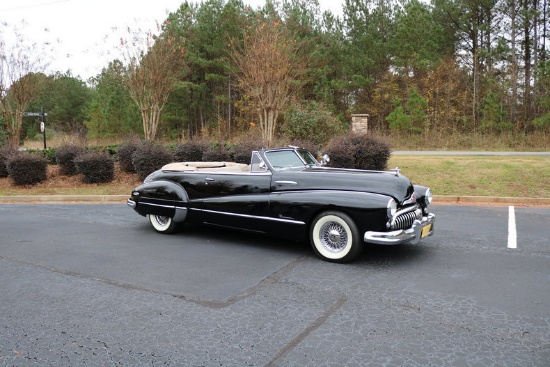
[275,180,297,185]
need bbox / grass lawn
[389,155,550,198]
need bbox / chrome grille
[391,207,422,230]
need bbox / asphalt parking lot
[1,203,549,366]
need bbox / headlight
[424,188,433,206]
[387,198,398,217]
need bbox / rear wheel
[310,211,362,263]
[148,214,177,234]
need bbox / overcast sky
[1,0,344,80]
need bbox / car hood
[273,167,415,203]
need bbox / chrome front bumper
[364,213,435,245]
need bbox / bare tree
[0,22,51,147]
[230,17,306,147]
[119,23,187,141]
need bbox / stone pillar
[351,114,369,134]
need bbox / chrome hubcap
[156,216,170,227]
[320,222,348,253]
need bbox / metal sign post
[41,107,47,150]
[23,109,48,149]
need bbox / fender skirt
[128,180,188,222]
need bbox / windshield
[297,149,319,166]
[264,149,319,171]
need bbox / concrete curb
[433,195,550,206]
[0,195,128,203]
[0,194,549,206]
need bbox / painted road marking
[508,206,517,249]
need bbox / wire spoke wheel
[310,211,362,263]
[319,221,349,253]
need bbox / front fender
[129,180,189,222]
[413,185,432,211]
[270,190,392,235]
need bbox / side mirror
[320,154,330,166]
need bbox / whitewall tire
[310,211,362,263]
[148,214,177,234]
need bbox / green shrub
[132,142,173,180]
[74,152,115,183]
[174,140,209,162]
[0,146,17,178]
[6,153,48,186]
[43,148,57,164]
[103,144,119,157]
[55,145,86,175]
[26,148,57,164]
[117,140,141,173]
[324,132,392,171]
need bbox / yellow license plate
[421,224,432,238]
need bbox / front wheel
[148,214,177,234]
[310,211,362,263]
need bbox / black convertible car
[128,146,435,262]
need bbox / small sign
[23,112,48,117]
[40,121,45,133]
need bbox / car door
[199,159,273,232]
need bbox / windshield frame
[263,148,319,171]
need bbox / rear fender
[131,181,189,222]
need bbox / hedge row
[115,133,391,179]
[1,145,116,186]
[1,132,392,186]
[21,144,120,164]
[116,136,265,180]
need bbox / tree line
[1,0,549,148]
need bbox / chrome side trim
[275,180,298,185]
[139,202,187,210]
[198,208,305,225]
[364,213,435,245]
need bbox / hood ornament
[392,167,400,176]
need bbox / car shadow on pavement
[356,243,433,267]
[171,222,312,257]
[135,220,433,266]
